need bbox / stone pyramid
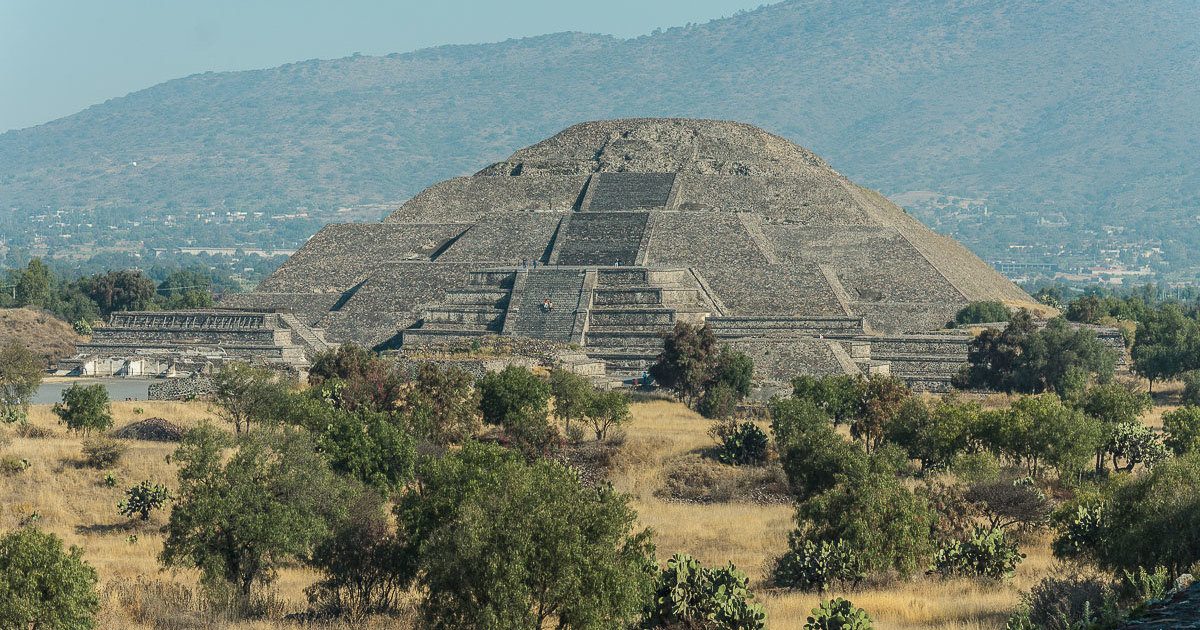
[226,118,1033,388]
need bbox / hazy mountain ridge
[1,0,1198,270]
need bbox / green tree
[402,442,655,630]
[1016,318,1117,394]
[155,268,215,309]
[586,389,632,441]
[550,368,594,437]
[954,309,1036,391]
[306,493,409,619]
[1182,370,1200,407]
[478,365,550,428]
[0,341,43,425]
[160,424,353,597]
[211,361,287,433]
[308,343,377,388]
[310,407,416,494]
[793,474,939,577]
[885,395,978,471]
[52,384,112,435]
[791,375,863,426]
[955,301,1011,326]
[1131,304,1200,392]
[0,527,100,630]
[1070,384,1152,472]
[850,375,910,453]
[1003,394,1103,479]
[649,322,720,406]
[771,398,867,501]
[1162,406,1200,456]
[405,363,481,444]
[78,269,157,317]
[13,258,52,308]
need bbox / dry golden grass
[616,401,1053,630]
[0,395,1175,629]
[2,401,330,629]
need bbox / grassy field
[0,394,1157,629]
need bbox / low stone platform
[61,309,332,377]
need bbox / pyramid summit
[214,118,1032,389]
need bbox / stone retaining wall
[148,376,215,401]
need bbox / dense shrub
[306,495,408,619]
[772,538,865,592]
[965,479,1053,533]
[931,526,1024,580]
[1021,572,1120,630]
[1163,406,1200,455]
[118,481,172,521]
[0,527,100,630]
[643,554,766,630]
[1183,370,1200,407]
[1083,452,1200,573]
[80,436,127,469]
[771,398,867,501]
[53,383,113,435]
[405,363,481,445]
[804,598,873,630]
[955,301,1011,326]
[793,474,940,577]
[710,420,769,466]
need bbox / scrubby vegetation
[4,307,1200,629]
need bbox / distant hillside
[1,0,1198,277]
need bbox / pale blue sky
[0,0,770,132]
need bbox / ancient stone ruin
[59,309,331,377]
[212,118,1038,390]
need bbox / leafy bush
[1080,451,1200,573]
[771,398,867,501]
[772,538,865,592]
[1022,572,1120,630]
[118,481,172,521]
[53,384,113,435]
[931,526,1024,580]
[0,527,100,630]
[804,598,873,630]
[1183,370,1200,407]
[955,301,1011,325]
[306,495,408,619]
[80,437,127,468]
[103,473,118,487]
[793,474,939,577]
[643,554,766,630]
[951,452,1002,484]
[710,420,769,466]
[1163,406,1200,455]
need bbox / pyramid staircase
[582,268,714,373]
[402,270,515,344]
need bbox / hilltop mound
[0,308,83,367]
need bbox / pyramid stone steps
[504,269,587,342]
[586,173,676,212]
[553,212,649,266]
